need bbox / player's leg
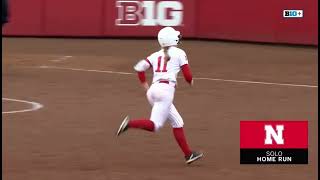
[168,104,184,127]
[127,118,155,132]
[124,85,157,132]
[145,84,173,131]
[168,104,192,156]
[117,84,172,135]
[125,101,170,132]
[168,104,203,164]
[117,86,156,136]
[149,101,171,131]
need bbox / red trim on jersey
[145,59,152,67]
[137,71,146,83]
[181,64,193,84]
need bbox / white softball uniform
[134,47,189,131]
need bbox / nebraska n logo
[264,125,284,145]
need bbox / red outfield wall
[2,0,318,45]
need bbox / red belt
[158,80,176,88]
[159,80,169,84]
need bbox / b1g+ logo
[283,10,303,18]
[115,1,183,26]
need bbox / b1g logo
[115,1,183,26]
[283,10,303,18]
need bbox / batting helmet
[157,27,181,47]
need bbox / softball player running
[117,27,203,164]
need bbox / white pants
[146,82,184,131]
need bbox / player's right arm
[133,59,152,90]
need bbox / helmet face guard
[177,34,182,45]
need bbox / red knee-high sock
[173,128,192,157]
[128,119,155,132]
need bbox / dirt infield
[2,37,318,180]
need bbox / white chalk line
[194,77,318,88]
[36,65,318,88]
[2,98,43,114]
[50,56,73,62]
[38,65,133,75]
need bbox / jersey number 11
[155,56,168,72]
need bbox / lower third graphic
[240,121,308,164]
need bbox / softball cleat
[116,115,130,136]
[185,151,204,164]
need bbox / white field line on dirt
[36,65,318,88]
[2,98,44,114]
[50,56,73,62]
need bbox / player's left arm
[179,51,193,86]
[133,59,152,90]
